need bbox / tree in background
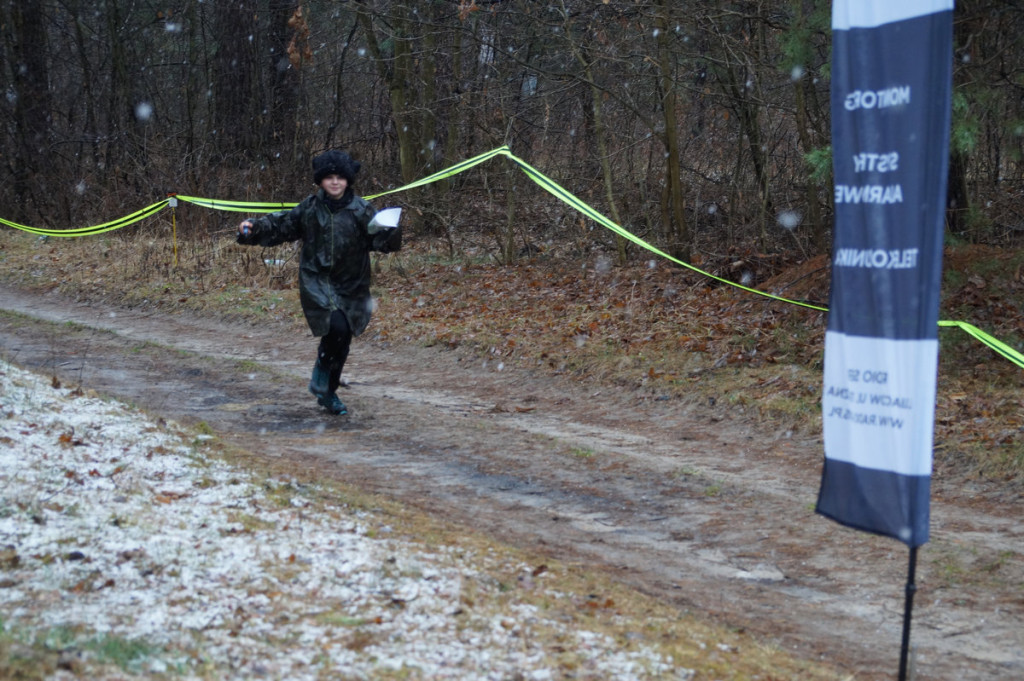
[1,0,1023,267]
[6,1,53,221]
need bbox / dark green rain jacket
[238,188,401,337]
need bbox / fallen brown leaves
[1,229,1021,494]
[378,255,827,387]
[373,243,1023,497]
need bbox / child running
[237,150,401,415]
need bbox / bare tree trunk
[794,77,825,253]
[268,1,303,164]
[421,3,439,175]
[439,21,464,194]
[583,54,628,264]
[183,1,205,185]
[10,1,52,221]
[559,2,629,263]
[723,60,771,243]
[502,169,518,265]
[948,13,973,239]
[656,0,690,261]
[104,2,131,175]
[68,0,101,174]
[326,19,360,151]
[211,1,259,162]
[358,3,418,184]
[947,150,971,238]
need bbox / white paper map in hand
[368,207,402,233]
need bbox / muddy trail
[1,285,1021,680]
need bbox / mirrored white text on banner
[817,0,953,547]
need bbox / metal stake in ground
[898,546,919,681]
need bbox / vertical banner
[817,1,953,547]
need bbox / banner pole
[898,545,919,681]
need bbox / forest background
[2,1,1023,487]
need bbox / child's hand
[238,220,253,237]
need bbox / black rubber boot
[318,392,347,415]
[308,359,330,400]
[313,359,347,415]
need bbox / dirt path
[1,285,1021,680]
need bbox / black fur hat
[312,150,360,185]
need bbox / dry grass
[210,437,844,681]
[0,370,843,681]
[3,218,1021,678]
[2,221,1022,491]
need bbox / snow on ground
[0,360,693,680]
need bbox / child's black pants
[317,310,352,387]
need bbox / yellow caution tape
[0,200,169,237]
[500,149,827,313]
[938,320,1024,368]
[1,147,1020,368]
[174,195,297,213]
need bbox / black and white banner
[817,1,953,547]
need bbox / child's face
[320,173,348,199]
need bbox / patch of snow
[0,360,688,679]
